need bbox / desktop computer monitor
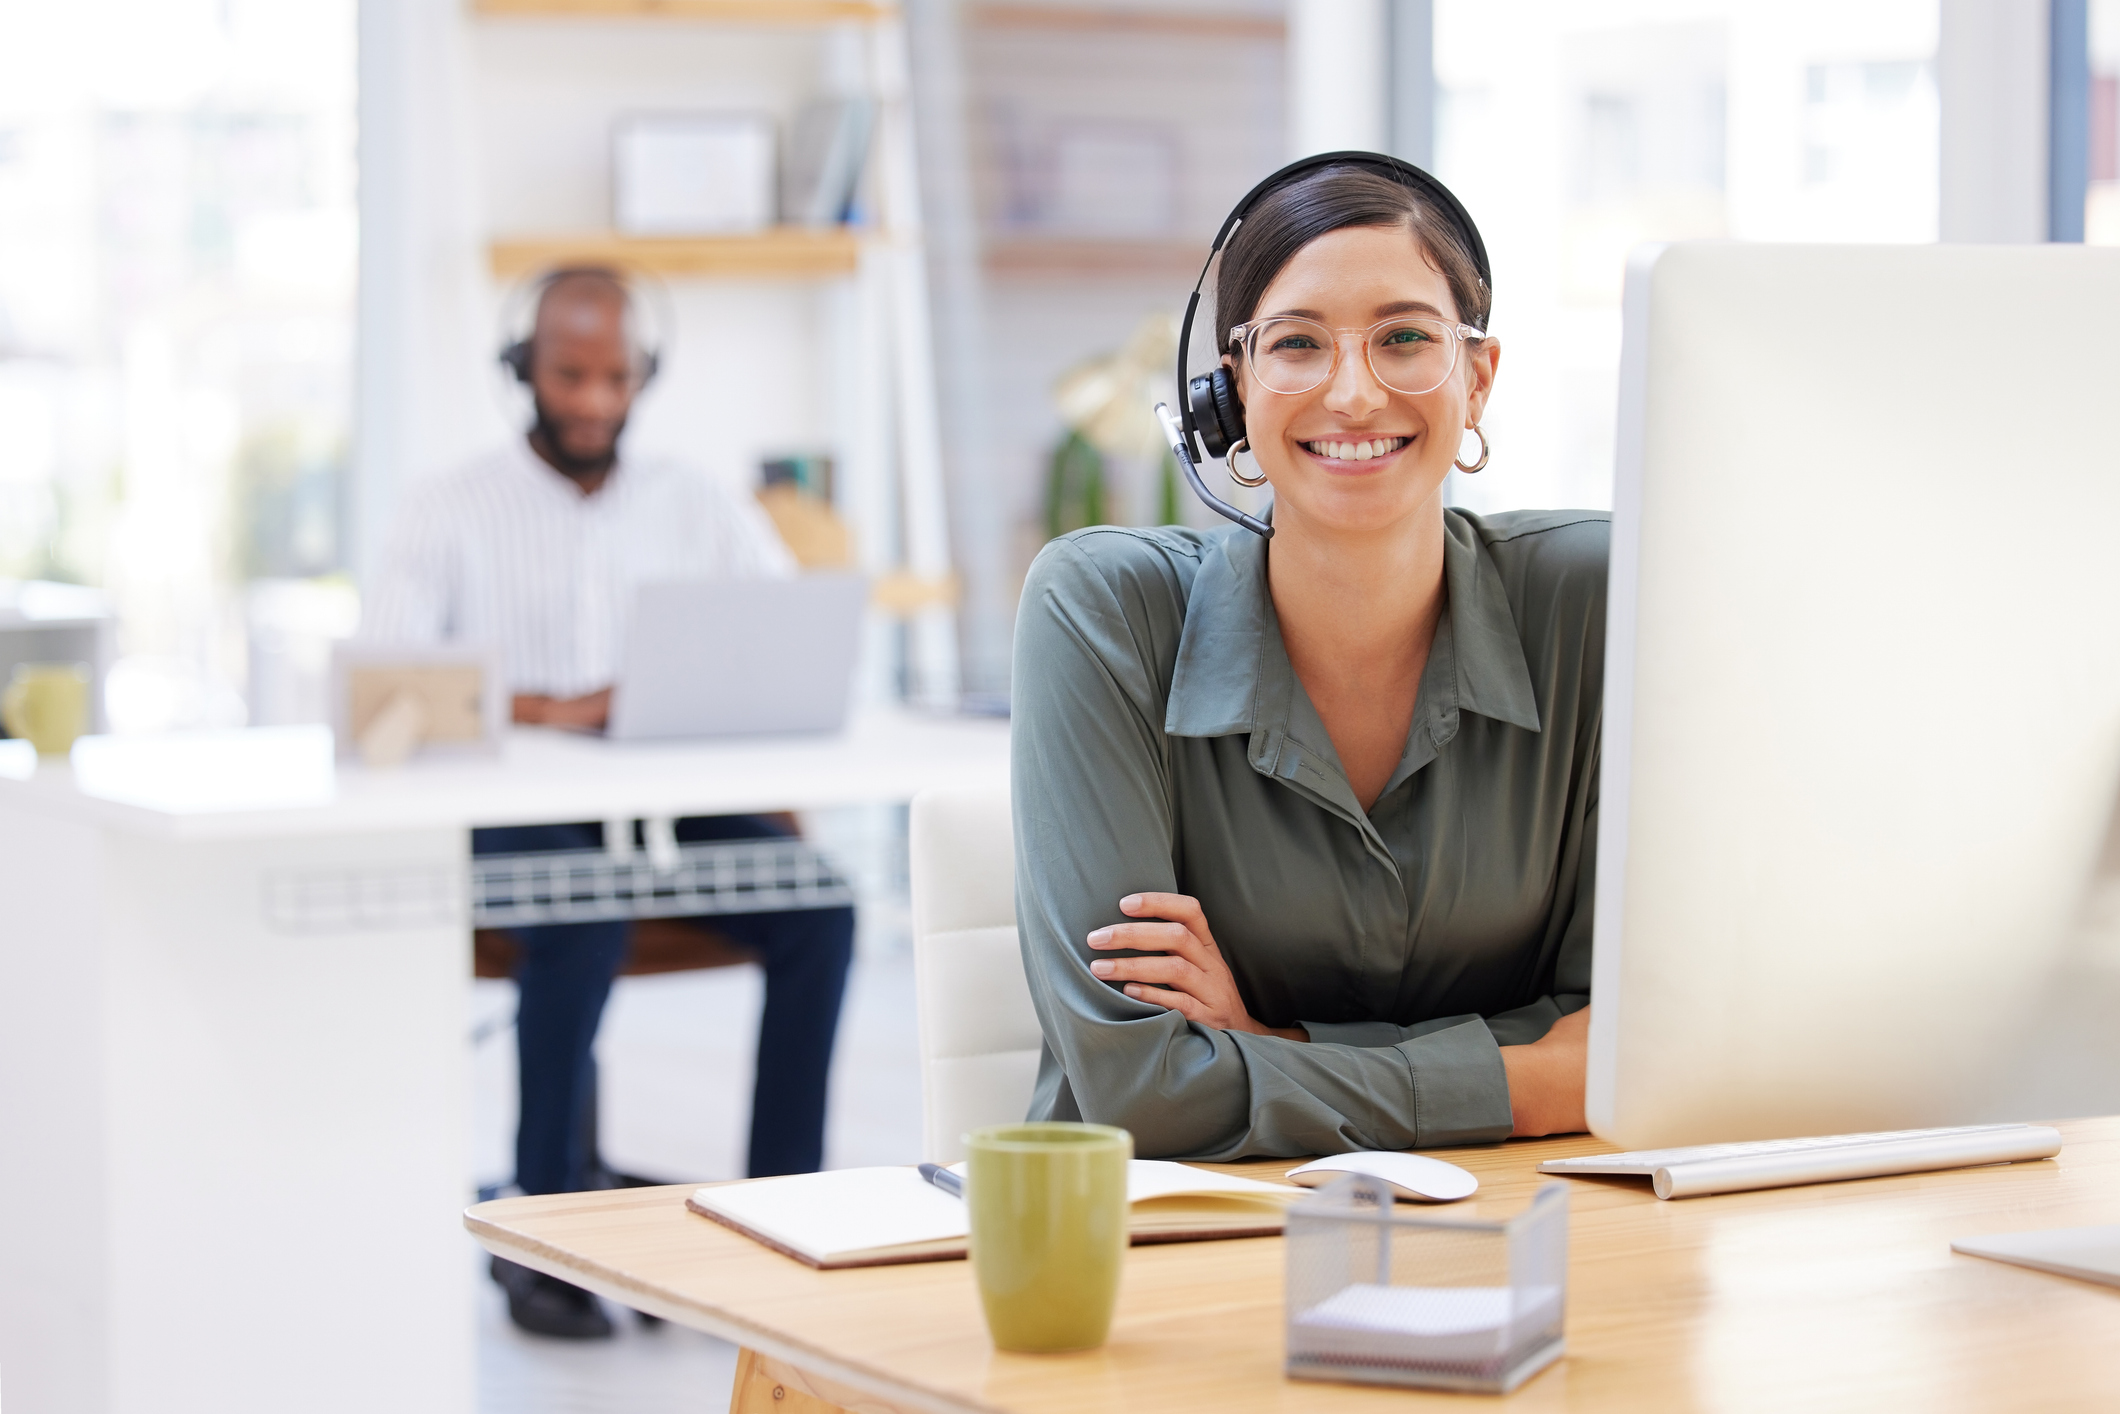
[1589,241,2120,1150]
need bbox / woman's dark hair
[1213,165,1491,351]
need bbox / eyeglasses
[1228,315,1486,398]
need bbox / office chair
[908,784,1042,1164]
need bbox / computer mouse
[1284,1151,1479,1203]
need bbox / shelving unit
[475,0,897,24]
[468,0,959,703]
[963,4,1282,40]
[487,228,863,280]
[917,0,1285,689]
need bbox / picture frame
[329,642,505,763]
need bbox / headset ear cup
[1187,370,1245,459]
[1186,374,1227,457]
[1207,368,1246,454]
[501,339,534,384]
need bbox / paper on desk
[1293,1284,1563,1366]
[694,1167,970,1263]
[691,1160,1302,1268]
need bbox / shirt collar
[1166,509,1543,744]
[512,438,623,503]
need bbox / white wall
[355,0,489,590]
[1289,0,1388,155]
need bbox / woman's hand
[1498,1006,1590,1137]
[1086,893,1307,1041]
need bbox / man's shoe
[489,1256,615,1340]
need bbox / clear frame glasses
[1229,315,1486,398]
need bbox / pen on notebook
[917,1162,964,1199]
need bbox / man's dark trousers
[472,814,856,1193]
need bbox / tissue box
[1285,1176,1568,1394]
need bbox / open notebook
[686,1160,1303,1269]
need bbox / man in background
[366,268,855,1339]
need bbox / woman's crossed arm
[1089,890,1589,1137]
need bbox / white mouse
[1285,1151,1479,1203]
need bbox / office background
[2,0,2109,734]
[0,1,2110,1409]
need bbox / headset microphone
[1156,403,1272,538]
[1171,150,1491,537]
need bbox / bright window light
[0,0,356,733]
[1434,0,1939,515]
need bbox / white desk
[0,711,1008,1414]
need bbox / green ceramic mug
[2,662,90,756]
[964,1121,1132,1353]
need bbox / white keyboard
[1538,1123,2063,1200]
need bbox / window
[2089,0,2120,242]
[1433,0,1939,515]
[0,0,356,730]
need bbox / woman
[1010,159,1601,1158]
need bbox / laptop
[605,574,867,742]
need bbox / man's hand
[1498,1006,1590,1137]
[511,688,613,731]
[1086,893,1307,1042]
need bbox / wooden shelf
[964,3,1282,40]
[474,0,898,24]
[982,237,1206,280]
[488,230,864,281]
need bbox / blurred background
[4,0,2113,734]
[0,2,2110,1404]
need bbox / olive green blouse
[1010,507,1607,1160]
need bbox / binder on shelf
[782,98,875,228]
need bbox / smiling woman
[1009,157,1605,1160]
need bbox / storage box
[613,113,776,236]
[1285,1176,1568,1394]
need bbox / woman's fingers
[1089,953,1201,987]
[1088,892,1257,1034]
[1121,892,1218,947]
[1121,891,1205,923]
[1086,920,1195,954]
[1118,981,1207,1020]
[1091,892,1220,966]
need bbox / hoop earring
[1225,438,1269,488]
[1454,424,1490,474]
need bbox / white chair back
[908,783,1042,1163]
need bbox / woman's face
[1230,223,1498,536]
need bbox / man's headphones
[1154,150,1491,538]
[497,265,668,390]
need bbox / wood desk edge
[467,1195,989,1414]
[463,1136,1618,1414]
[463,1122,2120,1414]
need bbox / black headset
[1155,150,1492,538]
[498,265,665,389]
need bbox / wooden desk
[466,1117,2120,1412]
